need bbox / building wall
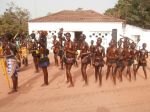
[28,22,124,52]
[124,25,150,51]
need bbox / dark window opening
[74,31,83,49]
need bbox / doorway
[74,31,82,49]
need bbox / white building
[124,25,150,50]
[28,10,150,52]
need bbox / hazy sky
[0,0,118,19]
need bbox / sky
[0,0,118,19]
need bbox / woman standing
[64,33,76,87]
[52,35,60,66]
[78,34,90,86]
[93,38,105,86]
[4,42,19,93]
[38,32,50,86]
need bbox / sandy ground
[1,54,150,112]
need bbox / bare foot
[83,83,88,87]
[66,80,69,84]
[68,84,74,88]
[41,83,48,87]
[8,89,17,94]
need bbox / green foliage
[0,2,30,36]
[105,0,150,29]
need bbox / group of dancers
[0,28,149,94]
[51,29,148,87]
[0,31,50,93]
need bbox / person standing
[106,40,117,85]
[114,40,125,83]
[93,38,105,86]
[130,42,138,80]
[64,32,76,87]
[38,32,50,86]
[3,41,19,93]
[52,35,60,66]
[78,34,90,86]
[136,43,148,79]
[90,40,95,66]
[123,42,133,81]
[20,42,28,66]
[58,28,65,69]
[31,41,40,73]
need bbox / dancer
[78,34,90,85]
[64,32,76,87]
[136,43,148,79]
[106,40,117,85]
[93,38,105,86]
[52,35,60,66]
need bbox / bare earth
[0,54,150,112]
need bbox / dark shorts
[39,57,50,68]
[139,62,147,66]
[39,61,49,68]
[127,59,134,66]
[116,61,125,68]
[108,59,116,64]
[32,52,40,58]
[81,55,91,64]
[58,50,64,57]
[94,58,104,67]
[54,53,58,57]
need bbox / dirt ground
[0,54,150,112]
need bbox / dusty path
[0,54,150,112]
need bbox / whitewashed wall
[124,25,150,51]
[28,22,124,52]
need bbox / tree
[105,0,150,29]
[0,2,30,36]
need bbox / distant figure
[30,31,36,39]
[52,35,60,66]
[136,43,148,79]
[73,41,79,67]
[20,42,28,66]
[58,28,65,69]
[31,41,40,73]
[90,40,95,66]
